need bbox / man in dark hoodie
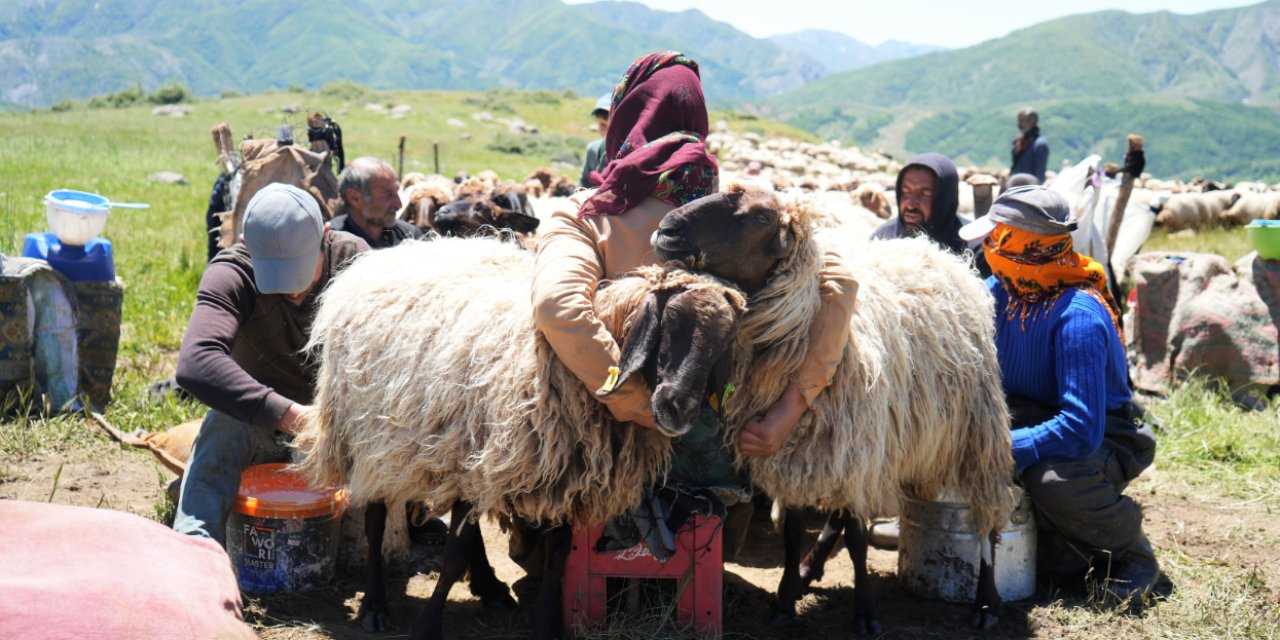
[872,152,990,277]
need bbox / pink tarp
[0,500,255,640]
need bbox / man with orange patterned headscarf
[959,185,1159,608]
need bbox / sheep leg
[532,525,571,640]
[769,507,808,626]
[465,519,517,612]
[842,516,881,636]
[357,500,390,632]
[409,502,477,640]
[799,510,847,587]
[970,531,1001,629]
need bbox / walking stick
[1105,135,1145,256]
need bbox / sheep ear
[496,211,541,234]
[603,291,666,396]
[768,215,794,259]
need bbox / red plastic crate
[563,514,722,638]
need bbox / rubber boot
[1100,532,1159,607]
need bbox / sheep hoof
[855,616,882,636]
[481,591,518,613]
[358,601,389,632]
[970,608,999,630]
[768,607,796,627]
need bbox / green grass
[1148,380,1280,501]
[0,87,813,464]
[1142,225,1256,262]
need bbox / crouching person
[173,183,368,545]
[959,185,1159,606]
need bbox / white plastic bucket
[44,189,111,245]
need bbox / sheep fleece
[292,238,678,526]
[722,197,1015,535]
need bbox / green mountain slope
[0,0,826,107]
[766,0,1280,181]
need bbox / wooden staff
[433,140,440,176]
[397,135,406,180]
[967,174,999,218]
[1105,135,1145,256]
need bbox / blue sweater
[989,278,1131,473]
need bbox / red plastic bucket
[224,463,348,593]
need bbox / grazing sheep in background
[1154,190,1241,231]
[398,175,455,231]
[523,177,545,198]
[1219,192,1280,226]
[653,185,1015,633]
[853,183,891,219]
[293,238,748,640]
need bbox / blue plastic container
[21,232,115,282]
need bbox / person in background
[331,156,422,248]
[872,152,991,277]
[578,93,612,189]
[959,185,1159,606]
[173,183,368,545]
[1011,106,1050,183]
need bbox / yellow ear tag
[601,366,621,394]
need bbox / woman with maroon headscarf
[532,51,856,464]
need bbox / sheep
[429,179,541,239]
[1154,190,1241,231]
[653,185,1015,632]
[398,175,454,231]
[1219,192,1280,226]
[293,237,749,640]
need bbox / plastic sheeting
[1,257,79,411]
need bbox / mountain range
[4,0,1280,180]
[765,0,1280,180]
[0,0,933,108]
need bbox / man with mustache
[872,152,990,277]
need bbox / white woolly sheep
[1155,190,1241,231]
[293,237,748,640]
[1219,192,1280,226]
[653,186,1015,632]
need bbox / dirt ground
[4,433,1279,640]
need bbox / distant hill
[767,0,1280,181]
[0,0,825,108]
[769,30,944,73]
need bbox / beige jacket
[531,191,857,425]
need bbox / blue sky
[564,0,1259,48]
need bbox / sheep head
[653,184,800,295]
[603,276,746,438]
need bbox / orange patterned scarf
[983,222,1122,340]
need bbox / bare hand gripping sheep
[290,236,746,640]
[654,184,1016,632]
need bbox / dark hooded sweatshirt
[872,153,990,278]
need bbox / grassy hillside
[0,0,825,108]
[766,0,1280,182]
[903,98,1280,181]
[0,86,812,366]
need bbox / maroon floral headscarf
[580,52,719,217]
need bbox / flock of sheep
[288,127,1278,638]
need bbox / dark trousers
[1016,401,1156,557]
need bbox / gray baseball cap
[243,183,324,294]
[959,185,1077,241]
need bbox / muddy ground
[3,431,1278,640]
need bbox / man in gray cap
[960,185,1159,607]
[579,93,612,189]
[173,183,368,545]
